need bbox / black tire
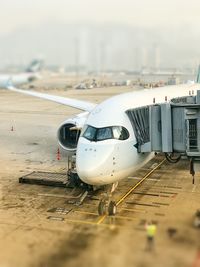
[165,153,181,163]
[98,200,106,215]
[108,201,117,216]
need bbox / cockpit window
[96,127,112,141]
[82,125,129,142]
[112,126,129,140]
[82,125,96,141]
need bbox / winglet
[196,65,200,83]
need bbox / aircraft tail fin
[26,59,43,73]
[196,65,200,83]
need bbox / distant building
[168,76,180,85]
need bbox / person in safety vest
[145,221,157,251]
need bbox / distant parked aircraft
[0,59,42,88]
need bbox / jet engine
[57,112,88,153]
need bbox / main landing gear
[98,182,118,216]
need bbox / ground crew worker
[145,221,157,251]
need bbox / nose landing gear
[98,199,117,216]
[98,182,118,216]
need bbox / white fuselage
[0,73,38,88]
[7,82,200,186]
[76,83,200,186]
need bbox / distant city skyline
[0,22,198,72]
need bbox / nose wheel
[98,182,118,216]
[108,201,117,216]
[98,199,107,215]
[98,199,117,216]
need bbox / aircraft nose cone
[76,140,114,185]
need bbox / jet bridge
[126,90,200,179]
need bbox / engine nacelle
[57,112,88,153]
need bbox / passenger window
[96,127,112,141]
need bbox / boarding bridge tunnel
[126,90,200,172]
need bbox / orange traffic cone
[57,148,61,160]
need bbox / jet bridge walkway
[126,90,200,179]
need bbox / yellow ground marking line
[97,158,166,225]
[65,218,137,229]
[116,159,166,206]
[97,214,106,224]
[65,218,127,228]
[114,215,137,221]
[65,218,105,226]
[121,208,147,213]
[73,210,98,216]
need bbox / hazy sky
[0,0,199,70]
[0,0,199,34]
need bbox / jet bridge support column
[150,105,162,152]
[160,103,172,153]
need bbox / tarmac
[0,78,200,267]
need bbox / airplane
[4,72,200,216]
[0,59,43,88]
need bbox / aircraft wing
[7,85,96,112]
